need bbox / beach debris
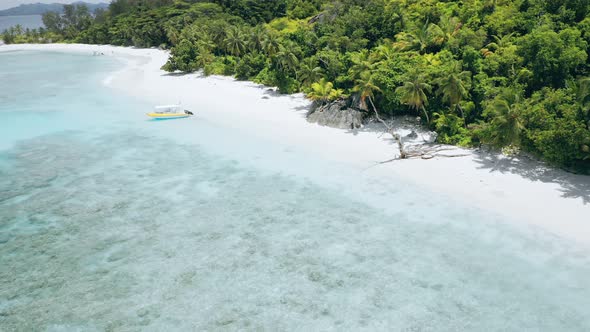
[367,102,470,167]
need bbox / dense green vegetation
[2,0,590,172]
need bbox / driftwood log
[367,97,470,165]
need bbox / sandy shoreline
[2,43,590,246]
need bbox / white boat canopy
[155,104,181,110]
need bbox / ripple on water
[0,132,589,331]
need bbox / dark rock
[308,13,325,24]
[406,130,418,139]
[349,93,368,111]
[307,99,366,130]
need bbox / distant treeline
[0,2,108,16]
[2,0,590,172]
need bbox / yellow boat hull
[147,113,190,119]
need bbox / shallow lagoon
[1,51,589,330]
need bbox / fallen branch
[368,96,408,159]
[365,151,471,170]
[363,97,470,170]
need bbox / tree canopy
[3,0,590,172]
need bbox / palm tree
[436,67,471,122]
[297,57,323,88]
[261,32,280,57]
[396,72,432,123]
[223,26,246,56]
[352,71,381,113]
[195,49,214,70]
[354,71,408,158]
[164,25,180,45]
[275,42,300,76]
[373,40,396,64]
[489,33,514,50]
[307,79,343,105]
[481,33,514,57]
[434,15,462,46]
[393,24,426,53]
[348,49,373,81]
[248,25,267,52]
[393,20,440,54]
[196,31,216,53]
[13,24,24,36]
[481,88,524,147]
[209,21,229,46]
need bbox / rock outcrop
[306,99,366,130]
[308,13,325,24]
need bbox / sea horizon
[0,14,43,31]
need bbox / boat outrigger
[147,105,194,119]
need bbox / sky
[0,0,109,11]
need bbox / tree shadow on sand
[161,72,193,77]
[473,151,590,205]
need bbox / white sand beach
[3,43,589,246]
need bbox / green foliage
[235,52,267,80]
[10,0,589,170]
[223,26,247,56]
[41,4,93,40]
[307,79,343,104]
[1,25,59,44]
[275,72,299,94]
[517,26,587,90]
[578,77,590,112]
[433,113,472,146]
[352,71,381,111]
[266,17,302,34]
[287,0,320,19]
[212,0,287,24]
[297,57,323,89]
[479,87,525,148]
[162,39,198,72]
[436,65,471,121]
[396,71,432,123]
[253,67,275,86]
[521,88,590,168]
[203,57,227,76]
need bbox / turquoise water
[1,51,589,331]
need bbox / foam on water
[1,51,589,331]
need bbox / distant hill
[0,2,109,16]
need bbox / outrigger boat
[147,105,194,119]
